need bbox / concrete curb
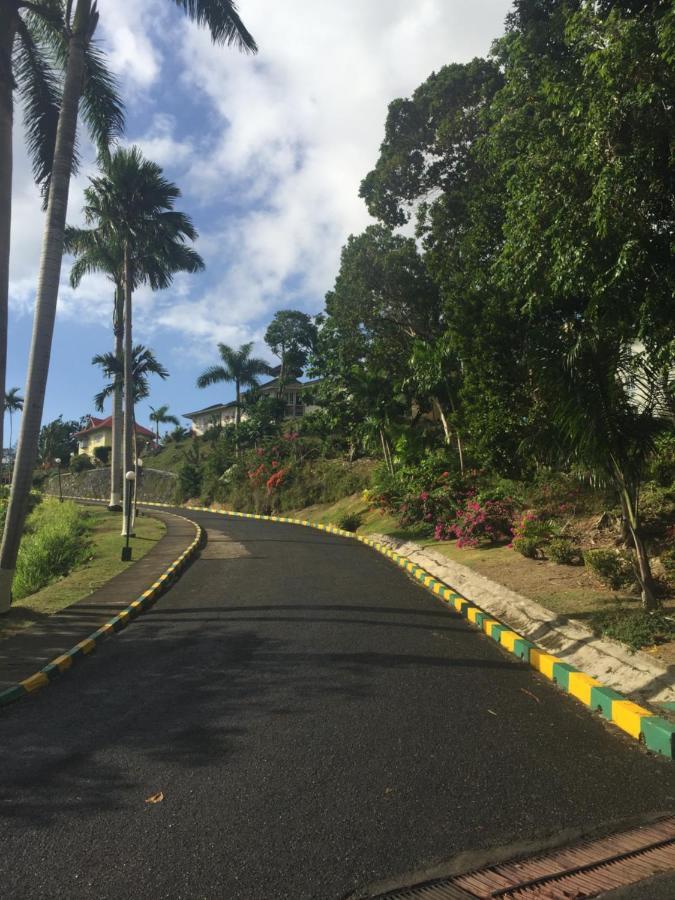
[0,505,203,709]
[141,500,674,760]
[368,533,675,709]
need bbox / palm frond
[14,14,62,203]
[197,365,231,388]
[80,41,125,157]
[172,0,258,52]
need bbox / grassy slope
[0,507,165,640]
[145,437,198,474]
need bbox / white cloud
[171,0,513,348]
[8,0,513,362]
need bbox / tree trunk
[0,17,16,499]
[432,397,451,445]
[121,241,134,536]
[109,285,123,508]
[235,380,241,455]
[0,2,92,613]
[618,485,658,611]
[456,432,465,475]
[379,427,394,476]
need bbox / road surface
[0,509,672,899]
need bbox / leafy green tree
[197,342,272,429]
[149,405,180,442]
[359,58,537,474]
[37,415,79,466]
[264,310,317,390]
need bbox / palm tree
[149,405,180,443]
[1,0,256,610]
[80,147,203,533]
[0,0,123,514]
[92,344,169,412]
[197,342,272,429]
[93,344,169,522]
[65,198,202,507]
[3,386,23,480]
[536,329,671,611]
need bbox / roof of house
[73,416,155,439]
[182,401,237,420]
[183,377,323,420]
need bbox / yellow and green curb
[30,495,675,759]
[0,510,203,709]
[137,500,673,760]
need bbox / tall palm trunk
[109,285,123,508]
[121,241,133,536]
[0,1,93,613]
[0,19,16,496]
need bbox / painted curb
[137,499,673,760]
[0,506,203,709]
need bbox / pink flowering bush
[435,497,514,548]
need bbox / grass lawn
[0,506,165,641]
[290,494,675,663]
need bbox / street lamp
[121,470,136,561]
[134,457,144,517]
[55,458,63,502]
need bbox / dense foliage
[308,0,674,609]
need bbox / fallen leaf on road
[145,792,164,804]
[520,688,542,704]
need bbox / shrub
[177,462,202,501]
[512,536,541,559]
[547,537,581,565]
[649,434,675,487]
[13,500,88,599]
[660,546,675,587]
[583,549,634,590]
[337,512,362,532]
[436,497,514,548]
[590,609,675,652]
[511,511,555,545]
[70,454,94,473]
[93,446,111,465]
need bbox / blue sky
[7,0,513,437]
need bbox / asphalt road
[0,509,672,900]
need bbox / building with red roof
[73,416,155,461]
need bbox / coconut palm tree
[0,0,123,510]
[1,0,256,611]
[149,405,180,443]
[197,342,272,429]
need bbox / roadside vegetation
[0,494,164,639]
[138,2,674,656]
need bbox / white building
[183,377,321,436]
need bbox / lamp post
[134,456,143,518]
[121,470,136,561]
[55,458,63,502]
